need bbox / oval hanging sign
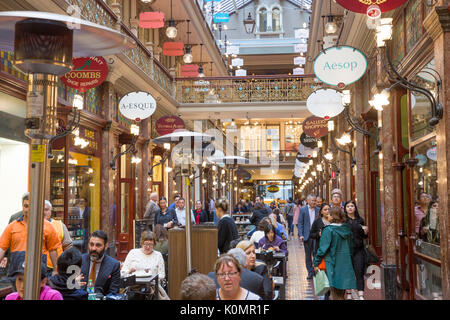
[267,185,280,193]
[426,147,437,161]
[303,116,328,139]
[313,46,367,88]
[307,89,344,119]
[335,0,407,14]
[300,132,318,149]
[60,56,108,92]
[119,91,156,121]
[155,115,185,136]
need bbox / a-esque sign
[155,115,185,136]
[139,12,165,29]
[313,46,367,88]
[60,56,108,92]
[335,0,407,14]
[300,132,318,149]
[267,185,280,193]
[307,89,344,119]
[119,91,156,121]
[302,116,328,139]
[162,42,184,56]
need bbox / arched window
[259,8,267,32]
[272,8,281,32]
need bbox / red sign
[331,172,337,180]
[60,56,108,92]
[163,42,184,56]
[139,12,164,29]
[302,116,328,139]
[180,64,199,77]
[155,115,185,136]
[335,0,407,14]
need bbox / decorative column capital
[424,6,450,41]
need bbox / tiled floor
[285,227,382,300]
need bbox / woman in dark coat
[250,202,269,227]
[344,200,368,300]
[313,207,357,300]
[192,200,208,224]
[216,197,239,254]
[310,204,332,255]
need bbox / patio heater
[152,130,214,274]
[0,11,134,299]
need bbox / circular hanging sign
[415,154,427,167]
[303,116,329,139]
[119,91,156,121]
[155,115,185,136]
[307,89,344,119]
[335,0,407,14]
[426,147,437,161]
[313,46,367,88]
[300,132,318,149]
[267,185,280,193]
[60,56,108,92]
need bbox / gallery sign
[119,91,156,121]
[155,115,185,136]
[60,56,108,92]
[313,46,367,88]
[302,116,328,139]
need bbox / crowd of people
[0,188,392,301]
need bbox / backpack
[285,203,294,216]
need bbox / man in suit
[81,230,120,296]
[298,194,320,280]
[144,192,160,230]
[208,248,266,299]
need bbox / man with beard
[81,230,120,296]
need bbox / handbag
[313,270,330,296]
[364,242,379,264]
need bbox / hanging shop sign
[295,28,309,39]
[298,144,317,158]
[235,69,247,76]
[307,89,344,119]
[180,64,199,77]
[119,91,156,121]
[302,116,328,139]
[294,56,306,65]
[267,185,280,193]
[293,67,304,75]
[231,58,244,67]
[294,43,308,53]
[300,132,318,149]
[313,46,367,88]
[139,12,164,28]
[335,0,407,14]
[415,154,427,167]
[155,115,185,136]
[60,56,108,92]
[162,42,184,56]
[296,153,310,163]
[426,147,437,161]
[226,46,240,55]
[213,12,230,23]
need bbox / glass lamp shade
[325,21,338,34]
[198,66,205,77]
[183,52,193,64]
[166,20,177,39]
[73,94,84,110]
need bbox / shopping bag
[318,258,326,271]
[313,270,330,296]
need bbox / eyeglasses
[217,271,239,279]
[142,243,154,248]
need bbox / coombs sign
[313,46,367,88]
[60,56,108,92]
[118,91,156,121]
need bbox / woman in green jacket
[313,206,357,300]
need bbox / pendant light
[325,0,337,35]
[183,20,193,64]
[166,0,177,39]
[198,43,205,77]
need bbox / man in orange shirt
[0,194,61,281]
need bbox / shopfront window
[50,149,65,221]
[67,151,100,254]
[410,60,436,140]
[285,122,301,152]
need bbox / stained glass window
[405,0,423,54]
[85,86,101,115]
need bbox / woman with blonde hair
[236,240,273,300]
